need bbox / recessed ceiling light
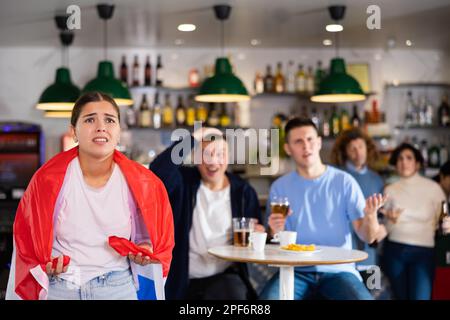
[250,39,261,46]
[174,39,184,45]
[323,39,333,46]
[325,24,343,32]
[177,24,196,32]
[405,40,413,46]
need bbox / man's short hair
[284,117,319,142]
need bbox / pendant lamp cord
[221,20,225,57]
[334,27,340,57]
[103,19,108,60]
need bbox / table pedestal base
[279,266,294,300]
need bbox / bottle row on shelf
[404,135,449,169]
[125,93,237,129]
[119,54,201,89]
[403,91,450,128]
[253,60,326,96]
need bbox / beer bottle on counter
[125,104,137,128]
[155,54,163,87]
[162,93,174,128]
[330,106,340,137]
[438,201,449,236]
[219,103,231,128]
[322,110,330,137]
[340,109,351,131]
[120,55,128,85]
[139,94,151,128]
[274,62,285,93]
[144,55,152,86]
[306,66,315,96]
[254,71,264,94]
[196,103,208,124]
[186,95,196,127]
[438,94,450,127]
[263,65,274,93]
[207,103,220,127]
[132,55,140,87]
[296,64,306,94]
[175,95,186,126]
[152,91,162,129]
[314,60,325,94]
[351,104,361,128]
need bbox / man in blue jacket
[150,127,263,300]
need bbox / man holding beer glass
[260,118,386,300]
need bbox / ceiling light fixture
[195,5,249,103]
[177,23,196,32]
[311,5,365,103]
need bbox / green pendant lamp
[311,5,365,103]
[82,4,133,106]
[195,5,249,103]
[37,18,80,112]
[37,67,80,111]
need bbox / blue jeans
[259,271,373,300]
[381,240,435,300]
[47,269,137,300]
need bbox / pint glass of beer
[232,217,256,247]
[270,196,290,217]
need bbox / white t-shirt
[189,182,232,279]
[384,173,446,247]
[52,158,135,285]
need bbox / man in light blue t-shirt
[260,118,386,300]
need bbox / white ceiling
[0,0,449,50]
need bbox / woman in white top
[381,143,446,300]
[7,92,174,300]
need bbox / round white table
[208,244,368,300]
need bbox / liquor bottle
[340,109,351,131]
[438,201,449,236]
[132,55,140,87]
[411,136,420,150]
[371,99,380,123]
[120,55,128,85]
[274,62,285,93]
[306,66,315,96]
[152,91,162,129]
[144,55,152,86]
[188,68,200,88]
[425,97,434,126]
[428,143,440,168]
[263,65,274,93]
[438,94,450,127]
[196,103,208,124]
[314,60,325,94]
[405,91,415,126]
[420,140,429,167]
[186,95,196,127]
[286,60,296,93]
[155,54,163,87]
[418,96,427,126]
[351,104,361,128]
[219,103,231,127]
[175,95,186,126]
[254,71,264,94]
[139,94,151,128]
[162,93,174,128]
[296,64,306,94]
[311,107,320,130]
[207,103,220,127]
[125,104,137,128]
[330,106,340,137]
[322,110,330,137]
